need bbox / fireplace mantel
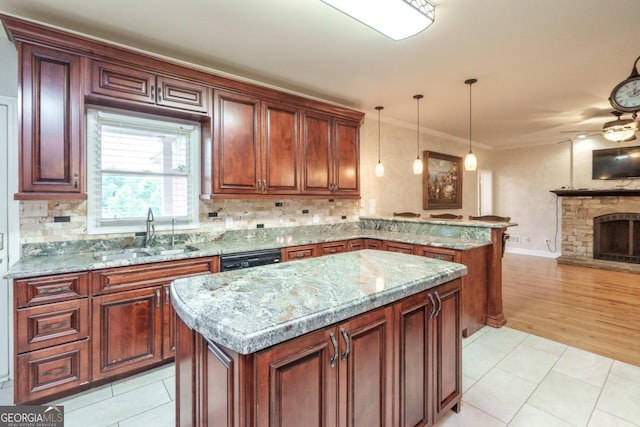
[551,189,640,197]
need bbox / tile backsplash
[19,199,360,244]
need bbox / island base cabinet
[395,278,462,427]
[174,279,461,427]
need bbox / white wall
[0,34,17,97]
[493,137,640,256]
[359,116,493,218]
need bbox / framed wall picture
[422,151,463,210]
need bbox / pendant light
[412,94,424,174]
[464,78,478,171]
[375,106,385,177]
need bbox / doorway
[478,169,493,215]
[0,96,18,382]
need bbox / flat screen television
[592,146,640,180]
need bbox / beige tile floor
[1,326,639,426]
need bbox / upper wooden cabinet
[90,60,209,114]
[16,43,85,200]
[302,112,360,197]
[210,90,303,196]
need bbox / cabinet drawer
[319,241,347,255]
[282,245,317,261]
[15,272,89,307]
[416,248,456,262]
[382,241,414,254]
[91,257,218,295]
[157,76,209,113]
[91,60,155,103]
[17,299,90,353]
[364,239,382,249]
[16,339,90,404]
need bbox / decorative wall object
[422,151,463,210]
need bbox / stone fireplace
[554,189,640,272]
[593,213,640,263]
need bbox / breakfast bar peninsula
[171,249,467,427]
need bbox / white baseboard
[505,247,560,259]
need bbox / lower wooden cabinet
[395,278,462,427]
[256,306,394,427]
[12,257,218,404]
[91,287,163,381]
[176,278,461,427]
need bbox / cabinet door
[432,279,462,421]
[213,90,261,194]
[91,60,155,104]
[395,290,434,427]
[333,119,360,196]
[382,241,415,254]
[262,101,300,194]
[302,111,332,194]
[255,326,338,427]
[163,284,176,359]
[92,287,162,380]
[18,43,84,198]
[338,307,394,427]
[157,75,209,113]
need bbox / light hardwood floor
[502,253,640,367]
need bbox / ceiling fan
[559,111,638,141]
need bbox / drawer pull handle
[434,291,442,318]
[41,321,68,331]
[328,248,337,253]
[295,253,305,258]
[40,366,68,377]
[329,332,338,368]
[39,286,70,294]
[428,294,436,319]
[341,327,350,361]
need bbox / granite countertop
[359,216,517,228]
[170,249,467,354]
[5,225,492,279]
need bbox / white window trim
[86,107,200,235]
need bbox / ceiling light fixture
[412,94,424,174]
[320,0,435,41]
[464,78,478,171]
[375,106,385,177]
[602,111,639,142]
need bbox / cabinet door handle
[39,285,70,294]
[40,366,68,377]
[263,179,268,192]
[428,293,436,319]
[150,84,155,100]
[257,180,262,193]
[73,171,79,189]
[434,291,442,318]
[329,332,338,368]
[165,287,170,305]
[157,85,162,102]
[41,321,68,331]
[341,327,350,361]
[156,289,161,307]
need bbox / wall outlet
[511,235,520,244]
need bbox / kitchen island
[171,249,467,427]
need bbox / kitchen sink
[94,250,153,262]
[151,245,200,256]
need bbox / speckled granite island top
[170,249,467,354]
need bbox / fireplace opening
[593,213,640,263]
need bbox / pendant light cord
[413,94,423,158]
[464,79,477,153]
[378,108,381,162]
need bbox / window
[87,108,200,234]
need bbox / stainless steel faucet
[171,218,176,247]
[144,208,155,248]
